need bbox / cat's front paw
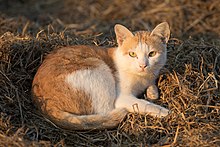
[149,105,169,118]
[158,107,169,117]
[146,85,159,100]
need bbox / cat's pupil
[149,51,156,57]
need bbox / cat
[32,22,170,130]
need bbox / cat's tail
[49,108,128,130]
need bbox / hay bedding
[0,0,220,146]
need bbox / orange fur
[32,22,170,130]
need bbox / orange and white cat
[32,22,170,130]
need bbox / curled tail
[49,108,128,130]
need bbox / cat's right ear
[114,24,134,46]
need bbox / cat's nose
[139,64,147,69]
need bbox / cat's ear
[114,24,134,46]
[150,22,170,44]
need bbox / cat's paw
[149,106,169,118]
[146,85,159,100]
[158,107,169,117]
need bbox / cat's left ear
[150,22,170,44]
[114,24,134,46]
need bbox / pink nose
[139,64,147,69]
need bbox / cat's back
[35,45,116,77]
[32,45,117,115]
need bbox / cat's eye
[148,51,157,57]
[129,52,137,58]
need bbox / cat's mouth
[136,66,152,75]
[137,69,148,76]
[138,68,147,72]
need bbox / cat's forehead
[121,31,161,53]
[134,31,151,41]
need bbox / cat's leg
[146,84,159,100]
[115,94,169,117]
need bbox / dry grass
[0,0,220,146]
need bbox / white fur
[135,42,149,70]
[113,45,169,117]
[114,45,155,95]
[115,94,168,117]
[65,43,168,117]
[65,59,115,114]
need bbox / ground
[0,0,220,146]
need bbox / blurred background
[0,0,220,146]
[0,0,220,40]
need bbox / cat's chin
[136,71,148,76]
[127,70,147,76]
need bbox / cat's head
[114,22,170,77]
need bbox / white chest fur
[117,71,153,96]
